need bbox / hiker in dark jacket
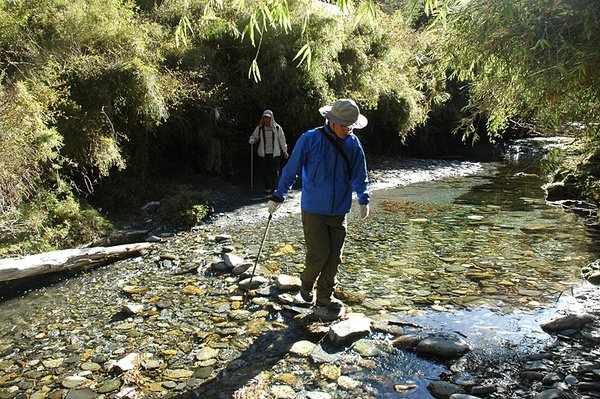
[248,110,288,193]
[267,99,370,309]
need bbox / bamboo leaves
[175,16,194,48]
[293,42,312,68]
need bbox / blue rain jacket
[273,124,370,216]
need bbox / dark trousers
[261,154,280,191]
[300,211,347,304]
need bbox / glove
[359,204,369,219]
[268,200,282,214]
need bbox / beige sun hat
[319,98,368,129]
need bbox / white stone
[238,276,269,290]
[306,392,332,399]
[337,375,361,389]
[328,316,372,346]
[276,274,301,291]
[122,303,144,315]
[223,253,245,268]
[111,353,142,372]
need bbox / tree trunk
[0,243,152,282]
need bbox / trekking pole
[244,213,273,303]
[250,143,254,192]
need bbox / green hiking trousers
[300,211,347,305]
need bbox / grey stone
[310,344,340,364]
[532,389,565,399]
[351,339,392,357]
[470,385,496,395]
[238,276,269,290]
[415,336,470,358]
[96,379,122,393]
[65,389,96,399]
[427,381,465,399]
[541,313,596,332]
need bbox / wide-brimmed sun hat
[319,99,368,129]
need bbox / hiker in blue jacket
[267,99,370,309]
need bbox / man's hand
[360,204,369,219]
[283,151,289,159]
[249,137,256,145]
[268,200,282,214]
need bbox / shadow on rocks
[163,311,308,399]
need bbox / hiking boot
[300,286,314,302]
[316,297,344,309]
[293,291,314,306]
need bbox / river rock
[427,381,465,398]
[271,385,295,398]
[231,262,253,275]
[97,379,122,393]
[164,369,194,379]
[449,395,482,399]
[223,253,246,268]
[80,362,100,371]
[107,353,142,372]
[310,306,346,322]
[371,319,404,335]
[415,336,470,358]
[310,344,340,363]
[337,375,361,389]
[540,313,596,332]
[391,334,425,350]
[62,376,89,388]
[319,364,341,380]
[238,276,269,290]
[470,385,496,395]
[196,347,219,361]
[532,389,564,399]
[122,303,144,315]
[276,274,301,291]
[214,234,232,242]
[306,392,332,399]
[65,388,96,399]
[289,340,316,357]
[328,315,372,346]
[210,261,229,271]
[351,339,392,357]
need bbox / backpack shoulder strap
[317,127,351,180]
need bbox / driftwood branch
[0,243,152,283]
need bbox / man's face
[262,116,272,126]
[331,122,353,139]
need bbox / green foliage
[0,78,63,214]
[541,148,565,175]
[437,0,600,143]
[159,191,212,227]
[0,188,112,256]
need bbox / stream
[0,151,598,399]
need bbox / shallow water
[249,161,599,397]
[0,159,598,399]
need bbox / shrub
[159,191,212,227]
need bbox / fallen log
[0,242,153,283]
